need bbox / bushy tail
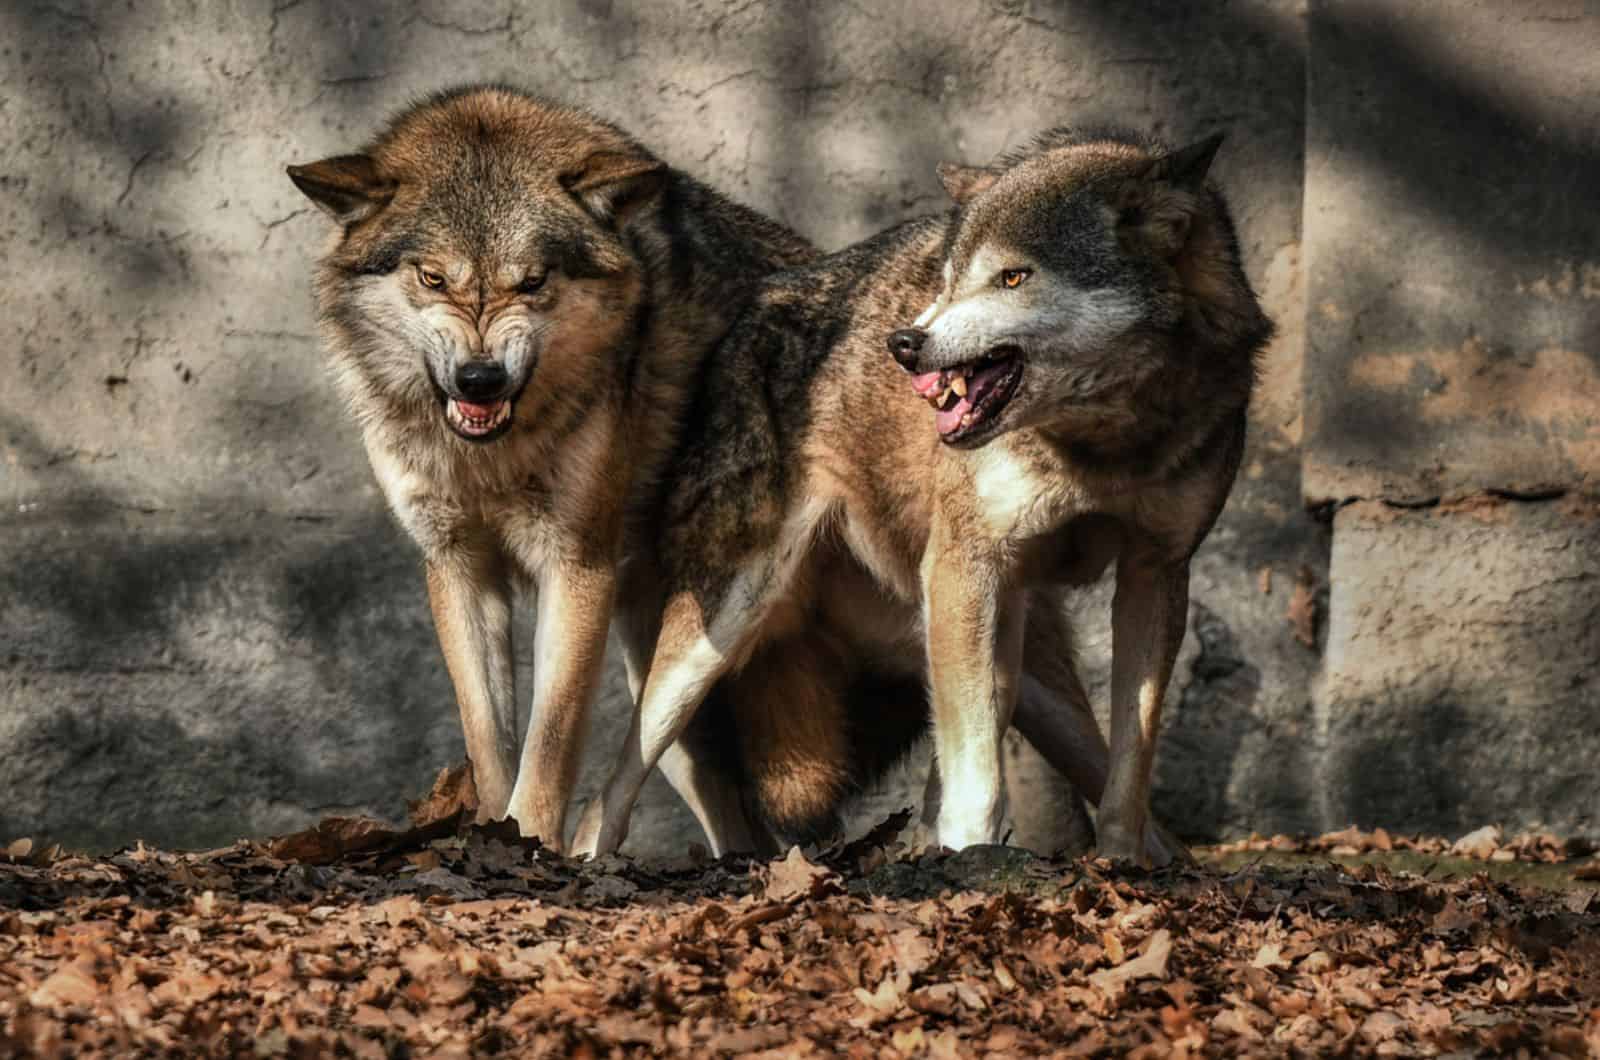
[723,634,853,839]
[724,631,928,841]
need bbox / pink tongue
[454,399,500,418]
[910,370,943,397]
[936,395,974,435]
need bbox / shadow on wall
[1059,0,1600,270]
[10,0,1589,370]
[5,4,196,299]
[1326,680,1600,839]
[1152,603,1267,836]
[1317,502,1600,838]
[3,0,1307,279]
[0,413,456,851]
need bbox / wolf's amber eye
[417,266,446,290]
[1000,268,1031,289]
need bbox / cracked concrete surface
[2,0,1593,854]
[1316,499,1600,838]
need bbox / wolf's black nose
[887,328,926,367]
[456,361,508,400]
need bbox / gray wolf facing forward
[574,129,1270,864]
[287,85,812,849]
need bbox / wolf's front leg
[504,557,618,851]
[427,555,518,822]
[922,519,1029,850]
[1099,552,1189,865]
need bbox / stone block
[1315,499,1600,836]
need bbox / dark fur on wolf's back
[577,125,1270,863]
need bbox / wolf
[573,127,1271,865]
[285,85,815,850]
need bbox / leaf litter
[1,768,1598,1057]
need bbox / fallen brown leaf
[764,845,840,903]
[1251,941,1289,970]
[1090,929,1173,995]
[29,960,100,1008]
[1452,824,1503,859]
[407,761,479,830]
[266,815,404,865]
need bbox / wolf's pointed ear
[286,154,395,225]
[1145,132,1224,190]
[565,151,666,224]
[1117,133,1224,257]
[936,162,1001,206]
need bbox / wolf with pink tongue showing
[576,126,1270,865]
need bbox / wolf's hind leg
[1015,594,1188,866]
[615,594,773,855]
[1100,556,1189,866]
[596,575,778,857]
[572,570,776,857]
[1014,597,1108,798]
[657,739,779,857]
[575,494,833,857]
[1013,676,1187,866]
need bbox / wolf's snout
[887,328,926,368]
[455,360,508,400]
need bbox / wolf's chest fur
[361,406,619,571]
[964,433,1217,545]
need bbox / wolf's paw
[1145,821,1194,868]
[934,787,1005,852]
[569,801,602,859]
[570,798,625,859]
[501,797,566,855]
[1095,822,1154,869]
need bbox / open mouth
[908,346,1024,444]
[445,397,514,442]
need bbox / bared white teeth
[447,400,511,435]
[922,366,975,412]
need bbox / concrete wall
[2,0,1594,854]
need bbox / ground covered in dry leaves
[3,774,1598,1057]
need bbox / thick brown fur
[574,128,1271,864]
[289,85,814,849]
[727,638,855,836]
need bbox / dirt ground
[2,775,1598,1058]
